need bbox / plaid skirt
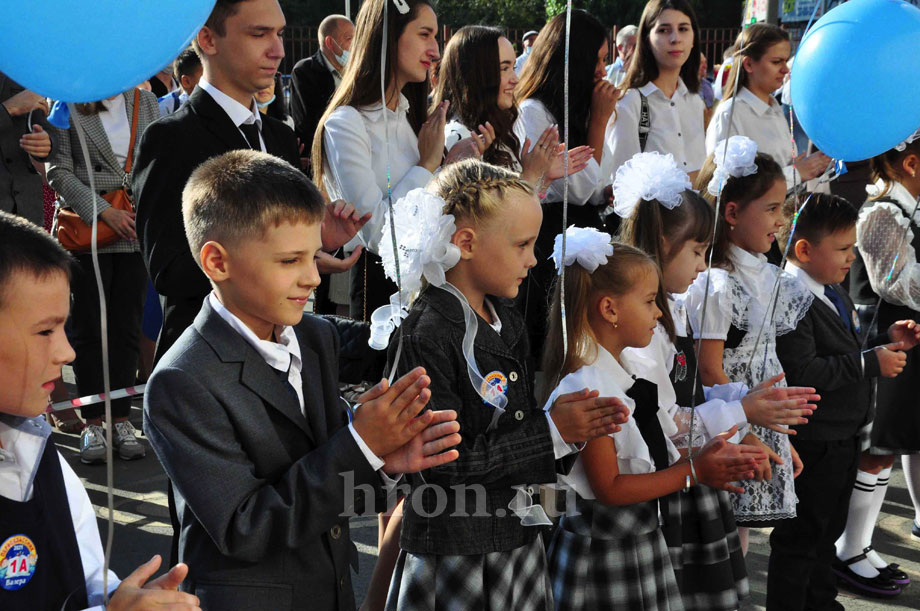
[662,488,748,611]
[547,498,684,611]
[384,534,553,611]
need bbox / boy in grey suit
[144,150,462,610]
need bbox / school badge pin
[481,371,508,403]
[673,351,688,382]
[0,534,38,591]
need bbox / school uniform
[543,346,684,611]
[630,298,749,611]
[444,118,527,173]
[770,264,888,610]
[0,414,119,610]
[850,180,920,454]
[144,295,393,611]
[385,285,579,611]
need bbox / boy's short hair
[173,46,202,80]
[0,211,73,309]
[780,193,859,261]
[182,150,326,263]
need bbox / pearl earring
[614,322,618,328]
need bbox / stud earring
[730,225,735,231]
[614,322,618,328]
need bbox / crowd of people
[2,0,920,610]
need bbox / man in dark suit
[134,0,302,362]
[290,14,354,153]
[0,73,55,226]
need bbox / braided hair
[431,159,535,228]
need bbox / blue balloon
[791,0,920,161]
[0,1,215,103]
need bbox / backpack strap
[638,91,650,152]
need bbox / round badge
[0,534,38,591]
[481,371,508,402]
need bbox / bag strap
[638,91,650,153]
[124,88,141,174]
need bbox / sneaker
[80,425,106,464]
[112,420,146,461]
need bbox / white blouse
[543,345,680,500]
[856,180,920,311]
[98,94,130,168]
[444,117,527,173]
[517,98,603,205]
[706,87,799,190]
[322,94,434,254]
[603,78,706,184]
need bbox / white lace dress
[685,245,814,522]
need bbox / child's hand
[876,342,907,377]
[549,388,630,443]
[693,426,765,494]
[315,246,363,275]
[789,442,804,479]
[382,409,461,475]
[741,373,819,434]
[740,432,783,482]
[107,555,201,610]
[353,367,433,458]
[888,319,920,349]
[321,199,371,252]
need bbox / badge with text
[0,535,37,591]
[481,371,508,403]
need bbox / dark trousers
[71,252,146,420]
[154,292,206,364]
[767,437,860,611]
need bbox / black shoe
[862,545,911,586]
[833,557,902,598]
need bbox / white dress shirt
[208,293,394,478]
[444,118,527,173]
[98,94,130,168]
[319,49,343,89]
[517,98,604,205]
[784,261,837,312]
[706,87,800,189]
[0,415,120,610]
[322,95,434,254]
[604,78,706,185]
[199,78,265,152]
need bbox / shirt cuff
[546,412,580,459]
[348,422,385,471]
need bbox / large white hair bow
[708,135,759,196]
[551,226,613,272]
[895,128,920,152]
[612,151,692,217]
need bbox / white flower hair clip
[895,128,920,152]
[612,151,692,217]
[551,226,613,272]
[708,135,759,197]
[369,189,461,350]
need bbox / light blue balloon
[791,0,920,161]
[0,0,215,103]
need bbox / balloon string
[686,24,749,459]
[70,107,116,603]
[559,0,572,364]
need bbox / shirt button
[683,162,687,165]
[677,132,681,137]
[509,371,518,382]
[330,525,342,540]
[94,164,102,172]
[670,101,676,107]
[514,410,524,421]
[339,577,345,589]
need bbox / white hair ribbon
[708,135,759,197]
[612,151,692,218]
[551,226,613,272]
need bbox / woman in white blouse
[312,0,446,318]
[705,23,830,190]
[604,0,706,184]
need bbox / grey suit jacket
[144,298,385,611]
[0,72,54,226]
[46,89,159,254]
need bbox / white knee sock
[865,467,893,569]
[902,454,920,526]
[835,469,880,578]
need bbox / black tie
[824,285,851,331]
[273,366,300,406]
[240,121,262,151]
[625,377,669,472]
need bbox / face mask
[523,46,532,56]
[257,95,275,109]
[332,40,350,67]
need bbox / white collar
[638,77,689,99]
[868,179,920,223]
[319,49,341,76]
[728,243,767,272]
[102,92,126,113]
[208,293,301,374]
[736,86,777,117]
[0,414,51,502]
[199,78,262,128]
[668,294,688,336]
[484,297,502,333]
[361,93,411,123]
[783,261,826,301]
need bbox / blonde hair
[430,158,535,227]
[541,242,659,400]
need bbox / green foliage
[437,0,547,30]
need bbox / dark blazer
[144,298,385,611]
[0,72,54,226]
[290,50,336,148]
[389,285,560,556]
[776,280,887,441]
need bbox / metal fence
[279,25,742,76]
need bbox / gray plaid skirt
[547,497,684,611]
[663,487,748,611]
[384,534,553,610]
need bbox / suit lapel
[297,339,328,444]
[814,290,858,340]
[188,87,250,151]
